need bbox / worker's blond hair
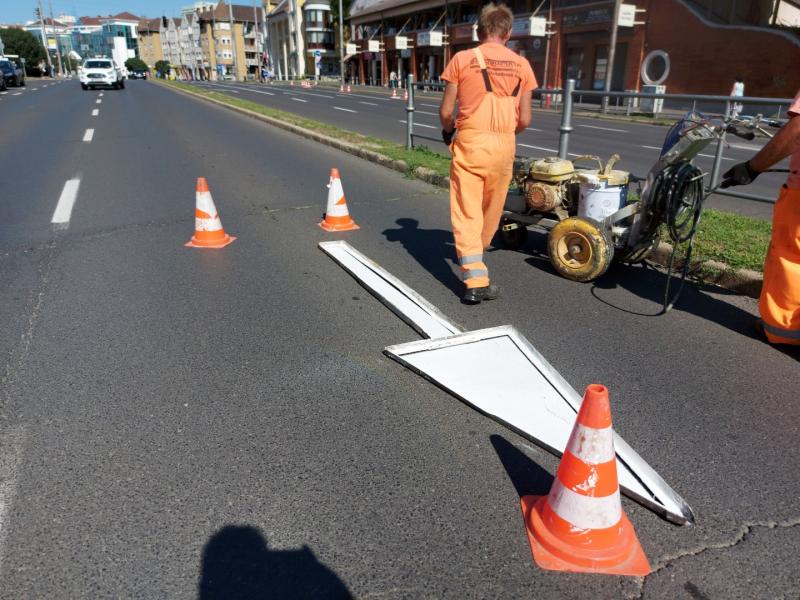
[477,3,513,40]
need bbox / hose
[647,162,706,313]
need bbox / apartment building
[137,18,163,68]
[194,2,266,80]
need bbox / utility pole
[602,0,621,114]
[542,0,553,94]
[338,0,344,87]
[228,1,239,81]
[253,0,260,81]
[48,0,63,76]
[36,1,53,75]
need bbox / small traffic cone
[185,178,236,248]
[520,384,651,576]
[403,89,408,101]
[319,168,359,232]
[347,85,351,93]
[290,80,294,86]
[391,88,398,99]
[340,84,344,92]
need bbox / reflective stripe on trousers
[760,186,800,345]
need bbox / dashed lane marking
[359,101,378,106]
[578,123,629,133]
[416,110,439,116]
[525,127,543,132]
[92,108,99,116]
[52,177,81,225]
[518,143,558,153]
[98,93,104,97]
[12,93,21,96]
[83,128,94,142]
[291,97,308,103]
[641,145,733,161]
[420,103,439,108]
[96,99,101,104]
[334,106,357,113]
[398,120,436,129]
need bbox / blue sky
[3,0,195,24]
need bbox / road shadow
[382,218,462,298]
[490,434,554,498]
[198,525,352,600]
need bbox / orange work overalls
[760,185,800,345]
[450,47,520,289]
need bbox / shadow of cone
[319,168,359,232]
[520,384,651,576]
[185,177,236,248]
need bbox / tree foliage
[328,0,353,42]
[154,60,170,76]
[125,57,148,72]
[0,28,46,71]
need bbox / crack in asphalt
[621,517,800,599]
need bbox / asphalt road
[0,79,798,598]
[187,80,789,220]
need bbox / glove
[442,128,455,145]
[720,161,760,188]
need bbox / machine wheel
[499,219,528,249]
[547,217,614,282]
[119,79,125,89]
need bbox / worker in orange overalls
[721,89,800,345]
[439,3,537,304]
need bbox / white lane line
[52,177,81,225]
[96,99,101,104]
[730,143,762,151]
[399,119,436,129]
[526,127,543,132]
[0,91,7,95]
[420,103,439,108]
[83,128,94,142]
[91,108,99,116]
[291,97,308,103]
[0,426,26,572]
[518,143,558,153]
[12,92,21,96]
[98,92,104,97]
[642,145,661,150]
[359,101,378,106]
[416,110,439,116]
[578,123,628,133]
[43,84,49,88]
[641,145,733,161]
[334,106,357,113]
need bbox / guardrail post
[406,74,415,150]
[708,130,727,191]
[558,79,575,159]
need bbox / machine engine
[515,157,578,214]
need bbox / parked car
[79,58,125,90]
[0,59,25,87]
[129,70,147,80]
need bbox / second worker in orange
[439,3,537,304]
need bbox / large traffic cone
[520,384,651,576]
[185,178,236,248]
[319,168,359,232]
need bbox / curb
[650,242,763,299]
[157,81,763,299]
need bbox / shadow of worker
[382,218,462,297]
[199,525,352,600]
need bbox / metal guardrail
[404,75,792,204]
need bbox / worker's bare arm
[440,82,458,132]
[515,90,533,134]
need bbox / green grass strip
[164,80,772,273]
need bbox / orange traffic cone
[391,88,398,99]
[340,84,344,92]
[403,89,408,101]
[290,80,294,86]
[185,178,236,248]
[520,384,651,576]
[347,85,351,93]
[319,168,359,232]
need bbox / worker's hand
[442,128,456,145]
[720,161,760,188]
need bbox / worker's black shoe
[754,317,766,340]
[462,285,500,305]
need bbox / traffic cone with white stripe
[520,384,651,576]
[185,177,236,248]
[347,85,351,93]
[319,168,359,232]
[391,88,398,99]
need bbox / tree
[329,0,353,43]
[125,57,148,72]
[0,28,46,72]
[154,60,170,77]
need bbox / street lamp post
[602,0,622,114]
[338,0,344,88]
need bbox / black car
[129,70,147,80]
[0,60,25,87]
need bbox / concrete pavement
[0,79,797,598]
[187,80,787,220]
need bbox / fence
[405,75,793,204]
